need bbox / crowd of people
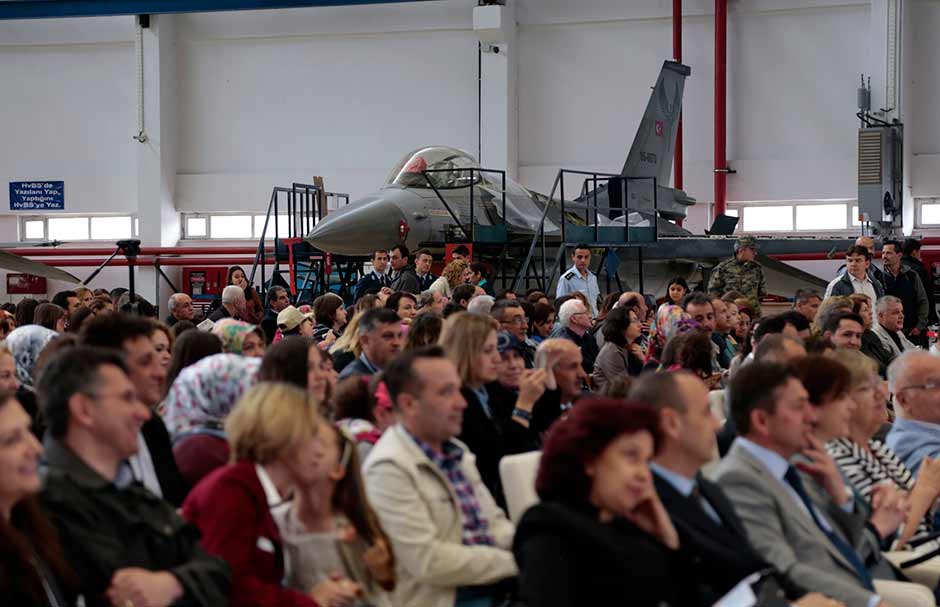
[4,236,940,606]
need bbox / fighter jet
[305,60,696,256]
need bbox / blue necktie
[783,466,874,590]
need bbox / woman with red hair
[513,397,691,607]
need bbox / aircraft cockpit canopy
[385,147,485,189]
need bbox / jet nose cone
[306,195,404,255]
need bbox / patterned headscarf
[6,325,58,387]
[646,304,698,364]
[163,353,261,441]
[211,319,261,355]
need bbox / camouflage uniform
[707,236,767,315]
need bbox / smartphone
[533,348,558,391]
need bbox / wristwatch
[512,407,532,421]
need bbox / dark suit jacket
[337,356,376,380]
[141,414,187,506]
[207,305,233,323]
[182,461,316,607]
[354,272,389,301]
[514,501,691,607]
[458,384,540,510]
[259,309,278,345]
[860,329,894,378]
[654,472,801,606]
[389,266,421,294]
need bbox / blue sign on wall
[9,181,64,211]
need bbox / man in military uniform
[354,249,391,302]
[555,243,600,315]
[707,236,767,315]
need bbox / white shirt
[255,463,284,507]
[824,272,876,304]
[128,432,163,498]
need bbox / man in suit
[716,362,925,607]
[354,249,391,301]
[389,244,422,294]
[631,371,836,607]
[413,248,437,292]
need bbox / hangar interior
[0,0,935,314]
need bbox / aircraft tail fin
[621,60,691,185]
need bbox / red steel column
[674,0,684,227]
[714,0,728,217]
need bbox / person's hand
[321,330,337,346]
[516,369,548,413]
[310,574,361,607]
[623,486,680,550]
[792,593,845,607]
[911,327,922,337]
[363,538,394,582]
[107,569,183,607]
[703,372,723,390]
[629,343,645,359]
[869,482,909,539]
[793,593,846,607]
[796,433,849,505]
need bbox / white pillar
[475,2,518,180]
[136,14,180,312]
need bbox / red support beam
[674,0,684,227]
[714,0,728,217]
[4,245,272,257]
[30,257,258,268]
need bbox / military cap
[734,235,758,252]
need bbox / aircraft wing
[0,251,81,283]
[756,254,830,289]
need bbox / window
[182,212,293,240]
[20,214,136,242]
[795,204,846,230]
[742,206,793,232]
[851,206,861,227]
[919,200,940,226]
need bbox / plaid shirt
[407,431,494,547]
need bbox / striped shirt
[827,437,932,539]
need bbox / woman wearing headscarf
[5,326,58,437]
[644,304,695,368]
[211,319,266,358]
[163,353,261,488]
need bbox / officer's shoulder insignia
[564,272,575,280]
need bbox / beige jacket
[363,424,517,607]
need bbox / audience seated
[274,421,397,606]
[716,362,926,607]
[80,313,186,506]
[885,351,940,475]
[38,346,231,607]
[530,338,588,436]
[166,292,195,327]
[794,289,823,323]
[491,300,536,367]
[209,285,248,323]
[6,325,57,435]
[163,353,262,488]
[334,374,396,460]
[405,309,443,350]
[277,305,316,339]
[261,286,291,345]
[363,347,517,607]
[821,312,865,350]
[631,371,821,606]
[514,397,691,607]
[553,298,598,375]
[183,382,354,607]
[0,389,79,606]
[872,296,919,360]
[440,313,542,509]
[592,305,644,392]
[211,318,266,357]
[258,336,337,414]
[338,308,403,380]
[165,329,223,396]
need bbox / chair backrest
[499,450,541,523]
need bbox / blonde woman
[182,382,361,607]
[330,310,365,375]
[438,312,544,509]
[428,259,470,299]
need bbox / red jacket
[182,460,317,607]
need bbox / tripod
[83,239,142,301]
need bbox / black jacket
[861,329,894,378]
[40,438,231,607]
[654,471,802,607]
[207,305,233,323]
[458,383,540,509]
[389,266,421,294]
[337,355,377,380]
[141,414,187,507]
[514,501,691,607]
[903,254,938,325]
[882,265,929,333]
[354,271,390,301]
[259,309,279,345]
[557,326,599,376]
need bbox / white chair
[499,451,541,523]
[873,579,936,606]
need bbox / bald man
[885,351,940,475]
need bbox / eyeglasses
[900,383,940,393]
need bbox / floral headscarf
[211,319,261,355]
[163,353,261,441]
[646,304,698,364]
[6,325,57,387]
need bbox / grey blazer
[714,442,879,607]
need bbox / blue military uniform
[555,265,600,315]
[354,270,390,301]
